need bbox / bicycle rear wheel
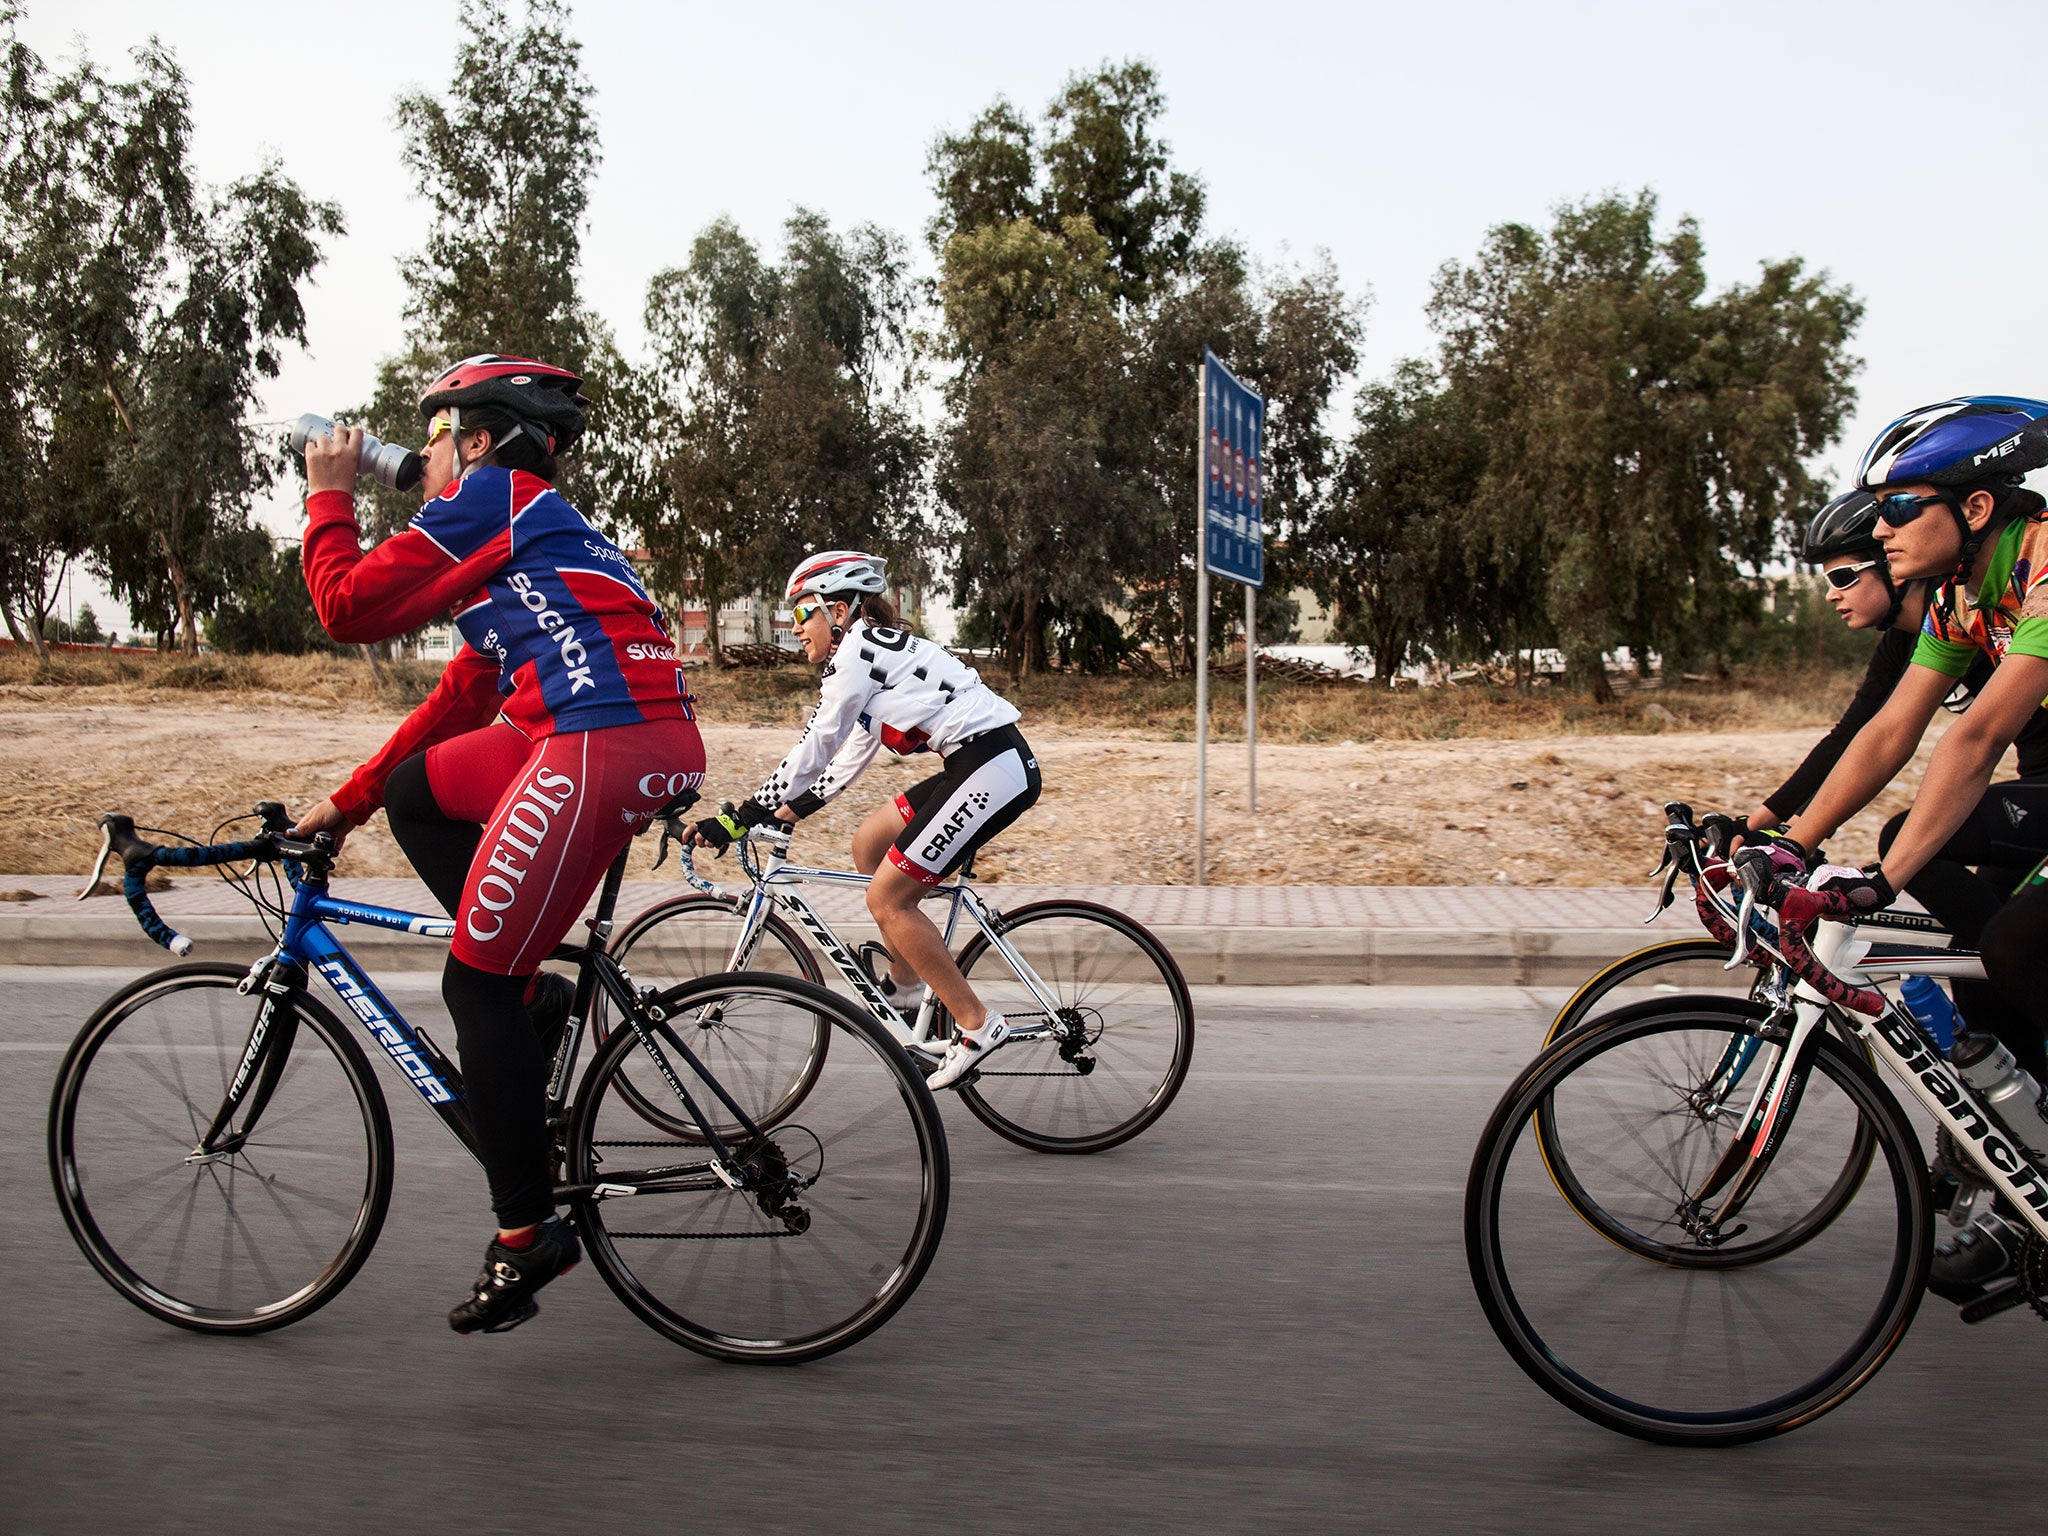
[48,963,393,1333]
[568,972,947,1364]
[598,893,828,1141]
[1544,936,1744,1046]
[951,901,1194,1154]
[1467,1005,1930,1445]
[1535,996,1877,1265]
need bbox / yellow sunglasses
[792,598,834,626]
[423,414,456,449]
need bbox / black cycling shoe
[1927,1209,2025,1303]
[526,973,576,1061]
[448,1214,581,1334]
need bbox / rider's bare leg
[852,801,924,992]
[865,856,986,1032]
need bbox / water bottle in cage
[1951,1031,2048,1164]
[1899,974,1959,1055]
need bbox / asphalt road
[5,968,2041,1535]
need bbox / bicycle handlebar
[82,805,331,956]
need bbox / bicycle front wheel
[568,972,947,1364]
[952,901,1193,1154]
[48,963,394,1334]
[598,893,829,1141]
[1536,996,1877,1265]
[1467,1005,1930,1446]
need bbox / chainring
[2023,1233,2048,1323]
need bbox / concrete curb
[0,910,1711,985]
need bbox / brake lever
[1645,858,1681,924]
[1727,882,1758,969]
[77,824,114,901]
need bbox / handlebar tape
[105,819,271,956]
[1774,887,1887,1017]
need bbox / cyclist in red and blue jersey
[292,354,706,1334]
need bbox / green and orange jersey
[1912,514,2048,676]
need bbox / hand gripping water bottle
[1899,974,1959,1055]
[1950,1031,2048,1165]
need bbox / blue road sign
[1202,350,1264,587]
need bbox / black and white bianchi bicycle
[1466,803,2048,1445]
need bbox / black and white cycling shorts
[888,724,1042,885]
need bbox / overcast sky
[26,0,2048,631]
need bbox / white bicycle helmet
[784,550,888,604]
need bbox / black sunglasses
[1872,491,1954,528]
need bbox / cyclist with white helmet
[687,550,1041,1090]
[292,355,706,1334]
[1775,396,2048,1301]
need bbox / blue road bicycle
[46,800,948,1363]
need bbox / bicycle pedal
[1957,1279,2029,1325]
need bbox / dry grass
[0,648,1861,743]
[2,648,1900,886]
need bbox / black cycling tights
[1879,780,2048,1082]
[387,753,553,1230]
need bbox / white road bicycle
[1467,803,2047,1445]
[591,821,1194,1155]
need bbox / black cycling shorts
[888,724,1041,884]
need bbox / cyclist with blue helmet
[1748,488,2048,845]
[1779,396,2048,1302]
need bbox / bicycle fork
[1674,1008,1824,1245]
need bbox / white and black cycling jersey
[750,620,1021,815]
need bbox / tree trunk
[1005,592,1040,683]
[171,557,198,655]
[2,601,48,661]
[1571,645,1616,703]
[359,642,388,686]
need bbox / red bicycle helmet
[419,354,588,457]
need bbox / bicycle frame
[203,851,773,1193]
[1669,900,2048,1290]
[680,831,1072,1059]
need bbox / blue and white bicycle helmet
[1855,395,2048,569]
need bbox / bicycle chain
[603,1228,793,1240]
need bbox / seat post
[592,846,631,924]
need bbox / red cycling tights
[427,717,705,974]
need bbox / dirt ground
[0,678,1962,886]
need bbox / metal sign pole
[1245,581,1257,815]
[1194,357,1209,887]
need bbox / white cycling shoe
[925,1017,1010,1091]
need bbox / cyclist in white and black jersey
[689,550,1042,1088]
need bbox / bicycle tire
[599,893,829,1140]
[951,901,1194,1154]
[1534,995,1878,1266]
[1468,1004,1930,1446]
[1544,936,1743,1046]
[48,962,394,1334]
[568,971,947,1364]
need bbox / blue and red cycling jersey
[302,466,694,821]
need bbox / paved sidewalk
[0,872,1701,983]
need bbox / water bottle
[289,414,423,492]
[1950,1031,2048,1164]
[1899,975,1958,1055]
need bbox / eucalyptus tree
[0,7,340,653]
[929,61,1360,673]
[356,0,612,534]
[627,211,928,660]
[1427,190,1861,696]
